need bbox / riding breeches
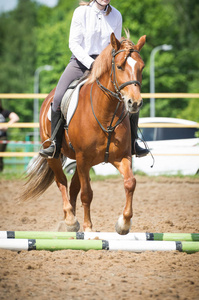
[52,57,89,112]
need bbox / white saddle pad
[47,79,87,126]
[66,79,87,125]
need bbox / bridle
[95,48,141,102]
[90,46,142,163]
[110,47,142,93]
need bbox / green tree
[0,0,38,139]
[167,0,199,121]
[0,0,37,94]
[0,0,37,122]
[0,0,198,127]
[35,0,79,92]
[112,0,199,119]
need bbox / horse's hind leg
[47,159,80,232]
[115,157,136,235]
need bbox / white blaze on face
[127,57,137,76]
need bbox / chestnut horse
[23,33,146,234]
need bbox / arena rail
[1,93,199,99]
[1,123,199,129]
[0,93,199,158]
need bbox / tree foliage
[0,0,198,133]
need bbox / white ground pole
[0,239,30,251]
[108,240,177,252]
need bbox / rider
[39,0,149,159]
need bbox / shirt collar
[90,1,108,15]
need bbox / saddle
[47,77,87,128]
[61,78,87,128]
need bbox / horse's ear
[110,33,120,51]
[135,35,146,51]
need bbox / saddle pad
[47,79,87,124]
[65,79,87,126]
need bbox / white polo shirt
[69,1,122,69]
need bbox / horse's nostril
[128,99,132,105]
[138,100,143,108]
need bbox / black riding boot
[39,107,64,159]
[130,112,149,157]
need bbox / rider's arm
[69,7,94,69]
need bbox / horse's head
[110,33,146,114]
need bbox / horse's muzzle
[128,99,143,113]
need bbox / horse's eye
[117,65,123,70]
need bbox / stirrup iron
[40,139,56,159]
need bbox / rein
[90,47,141,163]
[90,83,128,163]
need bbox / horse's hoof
[115,215,132,235]
[57,220,80,232]
[65,220,80,232]
[84,227,92,232]
[115,222,130,235]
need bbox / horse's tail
[20,155,54,201]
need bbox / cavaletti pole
[0,231,199,242]
[0,239,199,253]
[0,239,106,251]
[151,233,199,241]
[0,231,77,240]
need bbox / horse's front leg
[69,168,81,215]
[48,159,80,232]
[115,157,136,235]
[77,160,93,232]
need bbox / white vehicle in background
[133,117,199,176]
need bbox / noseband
[90,46,142,163]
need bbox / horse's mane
[86,43,112,85]
[86,37,135,85]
